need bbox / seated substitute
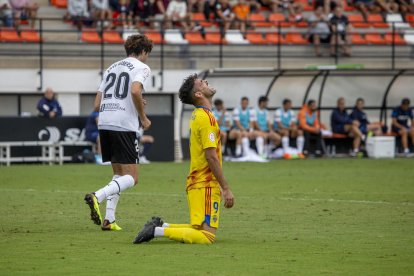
[37,88,63,118]
[273,98,304,155]
[251,96,281,157]
[350,98,382,137]
[392,98,414,156]
[232,96,256,157]
[133,74,234,245]
[85,110,102,163]
[212,99,242,156]
[331,97,363,156]
[298,99,324,156]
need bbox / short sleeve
[411,109,414,119]
[133,67,151,88]
[199,116,219,150]
[232,108,240,121]
[274,109,281,122]
[391,109,398,118]
[250,109,257,121]
[291,110,297,123]
[97,72,107,93]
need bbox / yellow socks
[164,228,215,244]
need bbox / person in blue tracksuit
[350,98,382,136]
[37,88,62,118]
[392,98,414,156]
[330,97,363,156]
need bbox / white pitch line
[0,188,413,206]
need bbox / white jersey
[98,57,151,132]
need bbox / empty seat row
[0,28,41,42]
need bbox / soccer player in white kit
[84,34,153,231]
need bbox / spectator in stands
[392,98,414,156]
[314,0,341,14]
[290,1,304,22]
[91,0,112,28]
[233,96,256,157]
[213,99,242,156]
[85,110,102,164]
[118,0,133,28]
[331,97,363,156]
[165,0,190,31]
[299,99,324,156]
[251,96,281,157]
[0,0,13,27]
[329,6,351,57]
[9,0,38,28]
[214,0,235,31]
[130,0,167,29]
[307,6,331,56]
[68,0,91,30]
[350,98,382,137]
[395,0,412,13]
[37,88,63,118]
[353,0,393,20]
[273,98,305,156]
[138,127,154,164]
[232,0,250,33]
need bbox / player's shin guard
[256,136,264,156]
[297,135,305,153]
[164,228,215,244]
[242,137,250,157]
[95,175,135,203]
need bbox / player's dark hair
[258,96,268,105]
[282,98,291,105]
[402,98,410,105]
[124,34,153,57]
[356,97,364,104]
[214,99,223,106]
[179,74,198,105]
[241,96,249,102]
[307,99,315,106]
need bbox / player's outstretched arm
[131,82,151,130]
[205,148,234,208]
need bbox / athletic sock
[242,137,250,157]
[282,136,289,152]
[163,227,215,244]
[256,136,264,156]
[297,135,305,153]
[105,175,121,222]
[95,175,135,203]
[235,144,242,156]
[404,148,410,154]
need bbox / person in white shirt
[165,0,190,30]
[91,0,112,28]
[84,34,153,232]
[0,0,13,27]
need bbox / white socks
[282,136,289,152]
[235,144,242,156]
[297,136,304,153]
[105,175,120,223]
[256,136,264,156]
[95,174,135,203]
[154,227,165,237]
[242,137,250,157]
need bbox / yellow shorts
[187,187,221,229]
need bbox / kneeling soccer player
[133,74,235,245]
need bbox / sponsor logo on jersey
[100,103,126,112]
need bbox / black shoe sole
[84,194,102,226]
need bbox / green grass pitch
[1,159,413,275]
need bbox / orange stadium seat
[0,28,22,42]
[285,32,308,44]
[268,13,291,27]
[81,29,101,43]
[20,30,41,42]
[365,33,386,44]
[367,14,388,28]
[350,33,367,44]
[184,31,206,44]
[265,33,286,44]
[343,0,354,11]
[384,33,406,45]
[54,0,67,8]
[144,31,163,44]
[406,14,414,27]
[103,31,124,44]
[205,32,226,44]
[245,32,268,44]
[348,14,370,28]
[191,13,214,27]
[249,13,272,28]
